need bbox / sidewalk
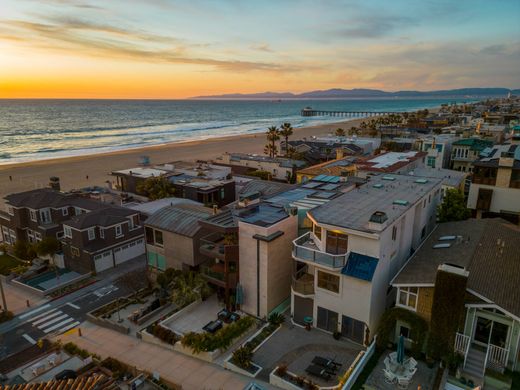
[1,280,48,315]
[56,321,273,390]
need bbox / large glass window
[317,307,338,333]
[341,315,365,344]
[314,224,322,240]
[326,231,348,254]
[145,227,154,244]
[398,287,418,310]
[155,230,163,246]
[317,270,340,293]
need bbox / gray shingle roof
[5,188,104,210]
[145,204,211,236]
[238,180,295,198]
[393,218,520,318]
[66,206,137,229]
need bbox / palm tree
[265,126,280,158]
[335,128,346,137]
[279,123,293,156]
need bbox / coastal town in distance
[1,1,520,390]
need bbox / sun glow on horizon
[1,0,519,99]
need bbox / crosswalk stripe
[56,321,80,334]
[22,334,37,345]
[19,304,51,320]
[38,314,69,330]
[66,302,80,310]
[32,311,63,326]
[25,308,58,323]
[43,318,74,333]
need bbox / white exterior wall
[220,154,292,181]
[467,183,520,214]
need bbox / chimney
[49,176,60,191]
[336,148,344,160]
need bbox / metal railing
[292,232,348,268]
[292,269,314,296]
[485,343,509,372]
[454,332,470,368]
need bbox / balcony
[292,232,348,268]
[200,261,237,287]
[199,232,238,261]
[292,269,314,296]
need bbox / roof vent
[415,178,428,184]
[433,243,451,249]
[382,176,396,181]
[369,211,388,224]
[393,199,409,206]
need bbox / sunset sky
[1,0,519,98]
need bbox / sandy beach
[0,118,364,203]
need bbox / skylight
[393,199,409,206]
[439,235,456,241]
[373,183,384,189]
[415,178,428,184]
[382,176,396,181]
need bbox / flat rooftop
[408,167,466,188]
[112,167,168,178]
[356,151,426,172]
[237,203,289,227]
[309,174,440,233]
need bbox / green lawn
[0,253,23,275]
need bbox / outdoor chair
[312,356,341,369]
[389,351,397,362]
[305,364,332,380]
[406,357,418,368]
[405,367,417,377]
[397,376,411,389]
[383,369,397,384]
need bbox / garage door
[94,251,113,272]
[114,239,145,265]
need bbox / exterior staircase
[464,346,486,378]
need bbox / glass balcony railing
[292,270,314,296]
[292,232,348,268]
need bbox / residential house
[61,206,144,273]
[0,188,105,246]
[237,203,298,318]
[451,138,493,173]
[417,134,458,169]
[296,155,357,183]
[144,204,212,272]
[284,139,364,164]
[408,167,467,197]
[355,151,427,178]
[215,152,307,182]
[467,144,520,223]
[291,174,441,345]
[391,219,520,381]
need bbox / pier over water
[301,107,400,117]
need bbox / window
[100,228,104,239]
[7,206,14,216]
[94,254,102,261]
[88,228,95,240]
[64,226,72,238]
[326,231,348,254]
[115,224,123,237]
[427,156,436,168]
[392,226,397,241]
[317,307,338,333]
[399,325,411,339]
[146,227,154,244]
[35,232,42,242]
[30,210,37,222]
[129,215,140,229]
[56,231,64,239]
[71,246,80,257]
[398,287,418,310]
[220,188,225,199]
[317,270,340,293]
[40,209,51,224]
[62,207,68,216]
[154,230,163,246]
[28,230,35,243]
[314,224,322,240]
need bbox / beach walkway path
[55,321,274,390]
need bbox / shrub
[181,316,255,353]
[231,346,253,369]
[0,310,14,323]
[62,342,98,359]
[276,364,288,377]
[13,240,37,261]
[268,312,284,326]
[151,324,179,345]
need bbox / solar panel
[320,184,340,191]
[302,182,321,189]
[313,174,327,182]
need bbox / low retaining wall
[341,336,377,390]
[224,359,262,378]
[86,313,130,334]
[269,367,304,390]
[158,299,201,329]
[173,342,221,363]
[135,303,173,326]
[140,329,176,351]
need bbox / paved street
[0,256,146,360]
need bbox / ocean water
[0,98,472,165]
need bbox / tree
[36,237,61,282]
[265,126,280,158]
[13,240,37,261]
[279,123,293,156]
[171,271,211,307]
[437,189,470,222]
[335,128,346,137]
[136,176,175,200]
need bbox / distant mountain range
[192,88,520,100]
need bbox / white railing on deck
[454,332,470,368]
[486,343,509,371]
